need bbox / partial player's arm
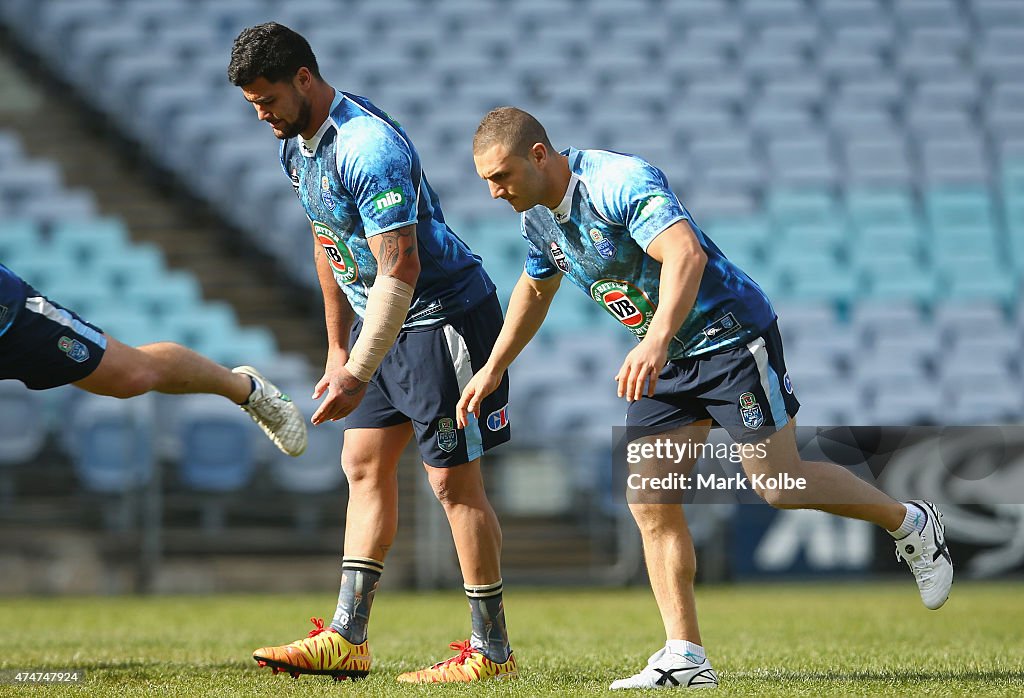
[456,271,561,428]
[311,224,419,424]
[310,225,360,424]
[616,220,706,401]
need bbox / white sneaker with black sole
[895,499,953,610]
[610,647,718,690]
[233,365,307,456]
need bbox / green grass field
[1,581,1022,696]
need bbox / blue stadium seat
[941,261,1017,302]
[843,137,914,186]
[51,218,129,264]
[68,395,155,494]
[924,189,996,234]
[862,258,937,302]
[817,0,885,27]
[973,0,1024,26]
[268,399,345,494]
[767,190,839,228]
[849,300,924,337]
[0,381,48,467]
[893,0,962,27]
[845,189,918,230]
[934,301,1006,336]
[174,395,256,493]
[0,219,41,263]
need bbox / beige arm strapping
[344,275,415,382]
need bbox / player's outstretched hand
[456,366,503,429]
[311,364,367,425]
[615,339,668,402]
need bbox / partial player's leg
[610,405,719,690]
[422,458,501,585]
[5,291,305,454]
[74,336,250,401]
[741,420,953,609]
[74,336,307,456]
[252,422,411,680]
[740,420,905,526]
[393,296,516,683]
[626,421,710,646]
[709,321,952,609]
[395,457,517,684]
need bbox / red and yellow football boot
[396,640,517,683]
[252,617,370,681]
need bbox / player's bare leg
[740,420,905,528]
[612,421,718,690]
[741,420,953,609]
[74,335,251,402]
[74,336,307,455]
[252,424,411,680]
[396,459,516,683]
[423,459,501,584]
[627,421,711,645]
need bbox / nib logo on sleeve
[372,188,405,212]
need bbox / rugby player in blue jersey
[229,23,515,684]
[0,263,306,455]
[459,107,952,690]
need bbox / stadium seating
[1,0,1021,439]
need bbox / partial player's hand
[456,366,503,429]
[311,363,367,425]
[615,338,669,402]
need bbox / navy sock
[330,557,382,644]
[465,580,510,663]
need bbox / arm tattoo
[341,375,366,395]
[377,227,415,275]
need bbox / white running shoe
[895,500,953,610]
[233,366,307,456]
[610,647,718,690]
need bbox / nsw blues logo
[321,175,336,209]
[588,228,616,259]
[739,391,764,429]
[437,417,458,453]
[57,335,90,363]
[486,404,509,431]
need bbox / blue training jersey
[281,91,493,328]
[0,264,27,337]
[522,147,775,359]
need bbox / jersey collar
[299,90,344,157]
[550,149,580,224]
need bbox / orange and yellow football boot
[396,640,517,683]
[252,617,370,681]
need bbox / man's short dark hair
[474,106,555,157]
[227,22,321,86]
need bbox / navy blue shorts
[0,288,108,390]
[344,293,511,467]
[626,319,799,443]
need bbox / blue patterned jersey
[281,91,493,328]
[0,264,27,337]
[522,148,775,358]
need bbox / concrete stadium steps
[0,45,324,365]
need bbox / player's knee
[628,503,680,534]
[105,365,159,399]
[755,484,799,510]
[427,469,479,508]
[341,452,387,488]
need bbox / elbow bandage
[344,275,415,382]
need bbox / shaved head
[473,106,555,157]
